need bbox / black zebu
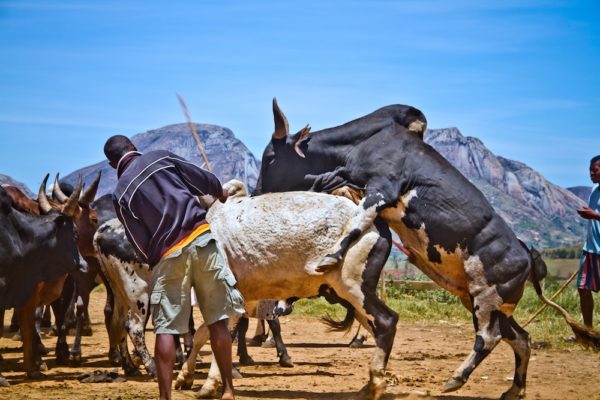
[0,185,85,385]
[253,99,576,399]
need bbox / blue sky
[1,0,599,191]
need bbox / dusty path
[1,289,599,400]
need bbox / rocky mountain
[61,123,260,198]
[425,128,586,247]
[568,186,593,203]
[0,173,34,197]
[64,123,585,249]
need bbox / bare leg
[155,333,176,400]
[208,319,234,400]
[578,288,594,328]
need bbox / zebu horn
[52,173,69,203]
[293,124,311,158]
[272,97,289,140]
[38,173,52,214]
[62,177,82,217]
[79,170,102,206]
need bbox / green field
[544,258,579,278]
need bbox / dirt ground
[1,290,600,400]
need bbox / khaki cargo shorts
[150,231,245,334]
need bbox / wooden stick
[176,93,212,172]
[523,269,578,327]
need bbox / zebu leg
[443,254,529,398]
[99,271,121,366]
[442,289,504,393]
[184,312,195,358]
[175,322,211,390]
[236,317,254,365]
[318,185,393,272]
[69,291,87,365]
[328,219,396,400]
[0,307,7,386]
[499,317,530,400]
[195,314,242,399]
[51,277,73,366]
[125,305,156,376]
[266,318,293,367]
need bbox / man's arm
[577,206,600,221]
[169,154,227,201]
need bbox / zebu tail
[521,240,600,350]
[318,285,356,333]
[321,305,355,333]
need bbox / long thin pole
[176,93,212,172]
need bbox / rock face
[568,186,593,203]
[61,123,260,198]
[0,174,33,197]
[64,123,585,249]
[425,128,586,247]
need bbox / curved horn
[38,173,52,214]
[293,124,311,158]
[62,177,82,217]
[79,171,102,206]
[52,173,68,203]
[272,97,289,140]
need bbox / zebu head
[253,98,313,196]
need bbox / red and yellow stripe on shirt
[162,223,211,259]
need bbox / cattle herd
[0,101,595,400]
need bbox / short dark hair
[104,135,136,165]
[591,155,600,165]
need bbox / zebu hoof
[145,360,157,377]
[131,350,143,367]
[56,345,70,366]
[195,384,219,399]
[238,354,255,365]
[39,361,48,372]
[232,365,243,379]
[27,370,46,380]
[123,365,142,377]
[279,354,293,368]
[357,381,386,400]
[174,372,193,390]
[82,325,93,337]
[69,352,82,366]
[500,387,526,400]
[349,335,367,348]
[442,376,465,393]
[48,326,58,337]
[108,349,122,366]
[11,332,21,341]
[0,376,10,387]
[316,255,341,272]
[261,337,276,348]
[248,334,267,346]
[37,342,50,356]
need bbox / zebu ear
[291,124,311,158]
[272,97,289,140]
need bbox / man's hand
[218,189,229,203]
[577,206,600,220]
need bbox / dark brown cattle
[0,178,85,383]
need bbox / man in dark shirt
[104,135,245,400]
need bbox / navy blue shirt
[112,150,223,266]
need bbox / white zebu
[174,181,396,400]
[94,221,292,378]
